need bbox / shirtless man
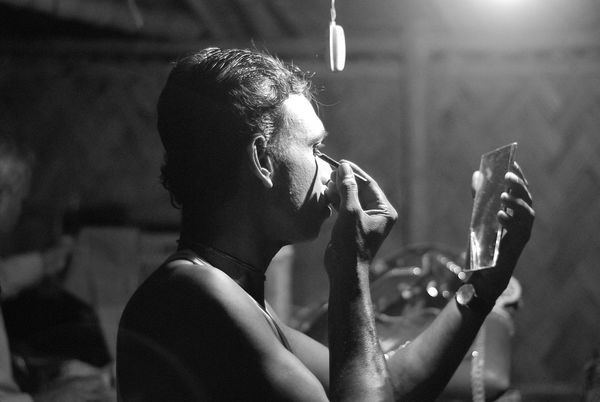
[116,48,534,401]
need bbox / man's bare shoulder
[117,258,264,379]
[117,257,329,401]
[120,257,254,327]
[157,257,242,297]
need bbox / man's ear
[248,135,274,188]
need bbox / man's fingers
[340,159,392,208]
[500,192,535,220]
[472,170,484,197]
[498,191,535,247]
[511,161,529,186]
[336,162,361,213]
[339,159,373,182]
[505,172,533,206]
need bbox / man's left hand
[470,162,535,303]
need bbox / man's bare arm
[385,167,534,401]
[324,161,397,401]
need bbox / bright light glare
[482,0,533,26]
[487,0,523,8]
[426,286,439,298]
[464,0,530,12]
[460,0,543,36]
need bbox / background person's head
[157,48,314,222]
[0,135,33,237]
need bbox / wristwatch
[455,283,495,315]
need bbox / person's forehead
[280,94,326,142]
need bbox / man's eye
[313,143,325,154]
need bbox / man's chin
[294,215,330,243]
[314,207,335,234]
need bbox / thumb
[336,162,361,213]
[472,170,484,198]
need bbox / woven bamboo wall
[2,32,599,391]
[0,55,175,250]
[408,34,600,387]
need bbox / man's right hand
[324,161,397,275]
[324,160,397,401]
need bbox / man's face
[268,94,333,242]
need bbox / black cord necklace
[178,238,266,281]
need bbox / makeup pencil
[316,151,369,183]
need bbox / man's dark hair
[158,48,314,213]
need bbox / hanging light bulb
[329,0,346,72]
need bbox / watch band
[455,283,495,315]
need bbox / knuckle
[340,203,360,217]
[348,205,362,217]
[341,177,357,189]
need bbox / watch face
[456,284,476,306]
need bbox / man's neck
[179,209,284,303]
